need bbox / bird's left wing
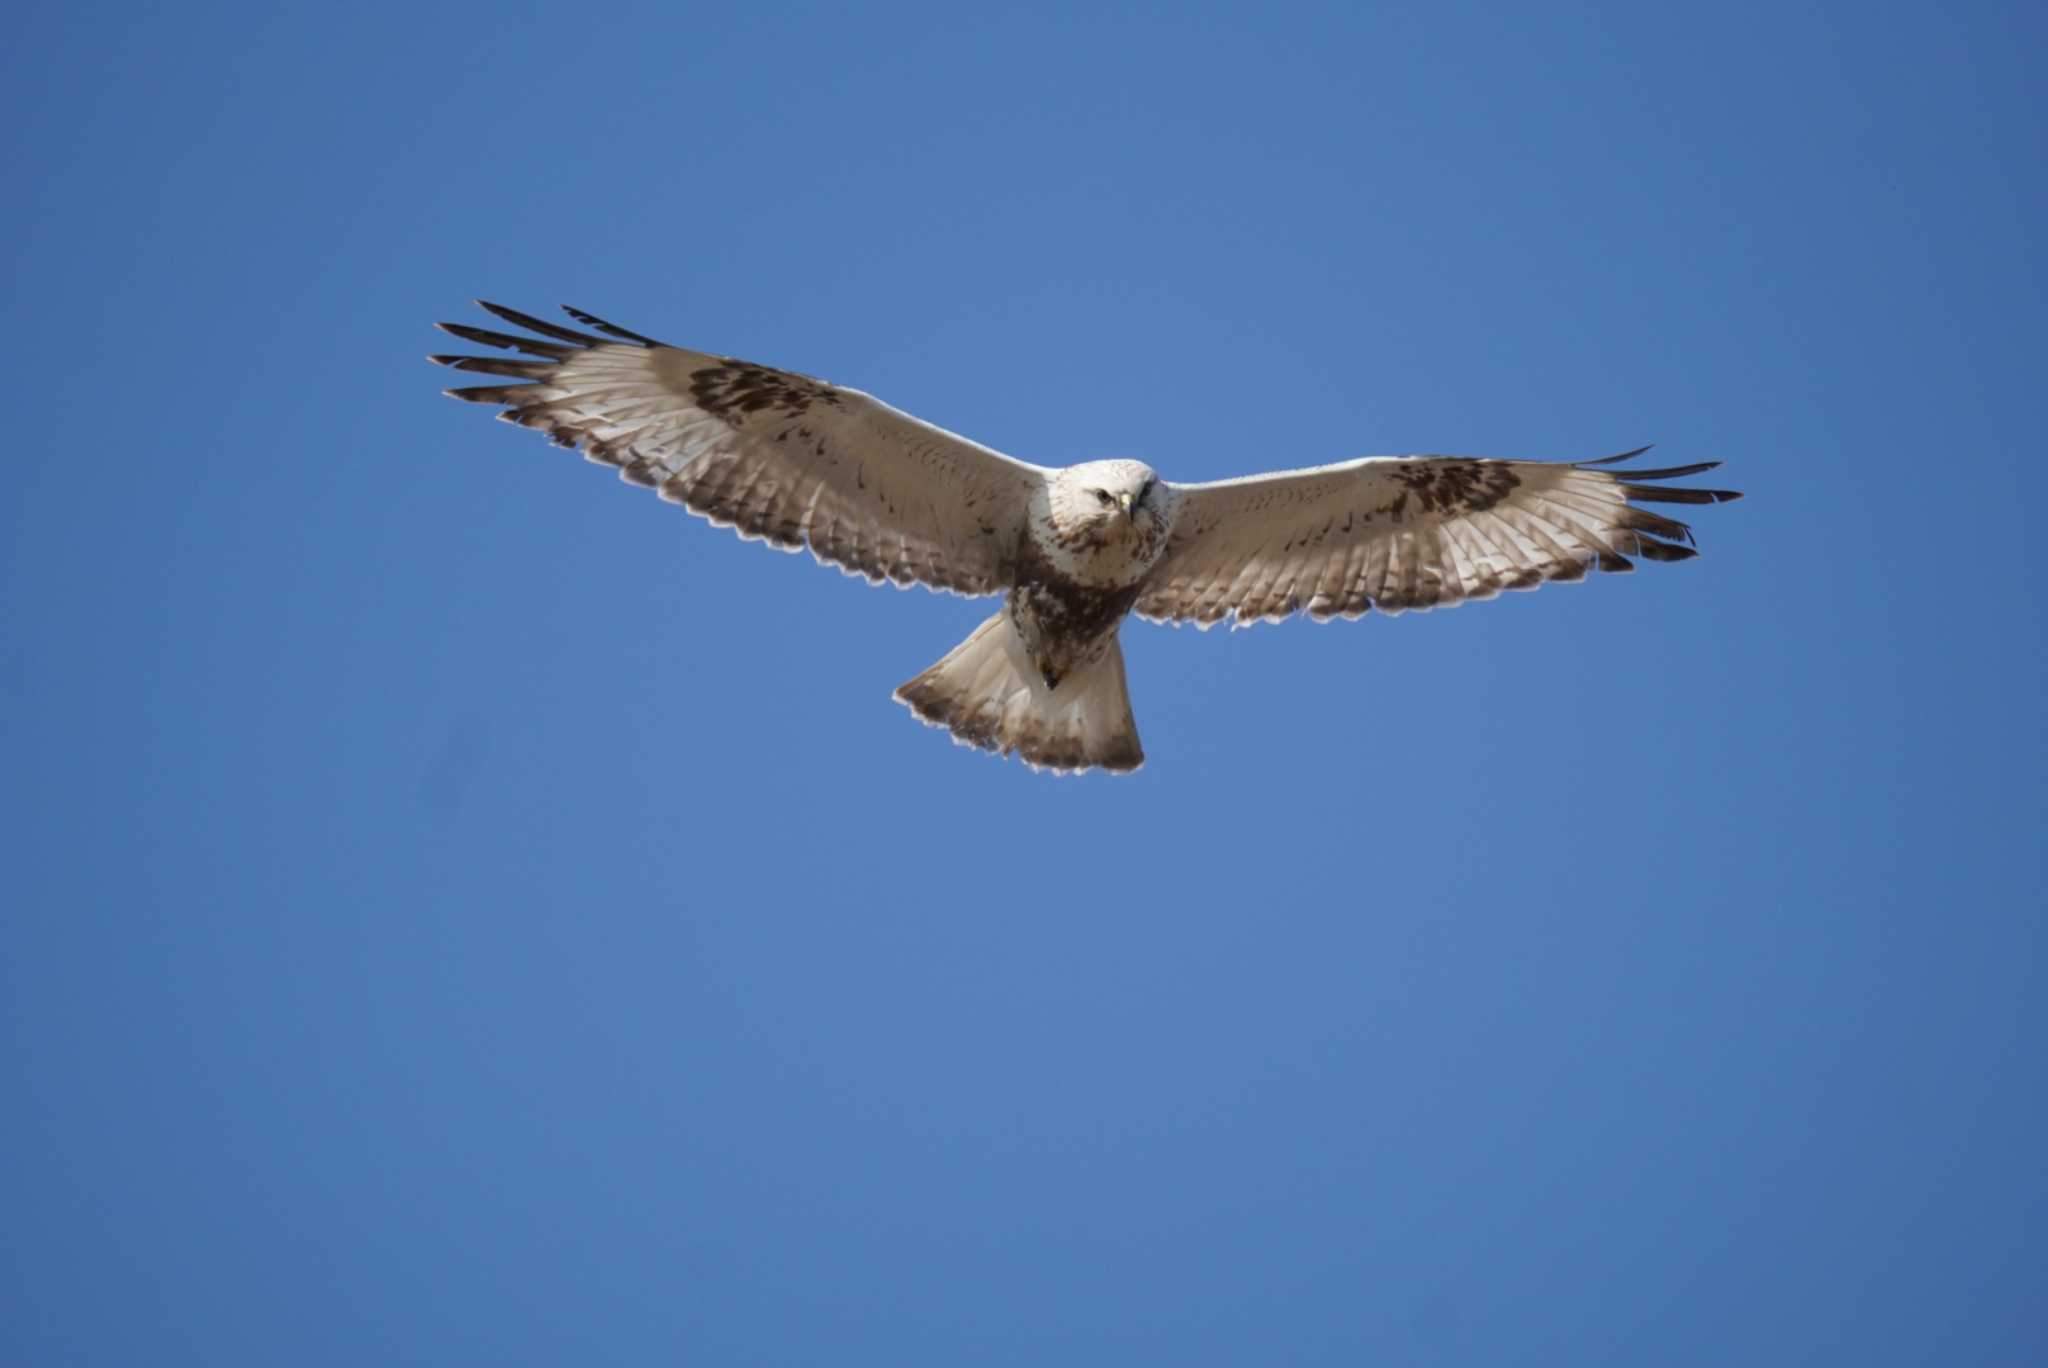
[432,303,1049,596]
[1137,449,1740,627]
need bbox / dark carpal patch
[1385,459,1521,516]
[689,361,844,424]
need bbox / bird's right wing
[433,303,1049,597]
[1138,449,1740,627]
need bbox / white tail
[894,612,1143,774]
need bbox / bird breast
[1023,505,1173,589]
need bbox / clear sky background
[5,2,2043,1363]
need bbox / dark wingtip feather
[436,320,572,359]
[1577,444,1655,467]
[1634,539,1700,563]
[473,300,608,347]
[1619,506,1697,546]
[430,354,553,378]
[562,305,663,347]
[1613,460,1723,480]
[445,384,528,404]
[1621,482,1744,505]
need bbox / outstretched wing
[432,303,1049,596]
[1137,448,1740,627]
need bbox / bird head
[1047,459,1163,534]
[1030,459,1174,582]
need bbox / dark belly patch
[1008,538,1143,689]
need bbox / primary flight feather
[432,302,1741,774]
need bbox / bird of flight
[432,303,1740,774]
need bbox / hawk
[431,303,1741,774]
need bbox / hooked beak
[1115,491,1135,521]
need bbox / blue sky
[5,2,2043,1362]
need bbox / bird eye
[1092,489,1113,504]
[1137,479,1155,503]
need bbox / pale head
[1029,459,1176,585]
